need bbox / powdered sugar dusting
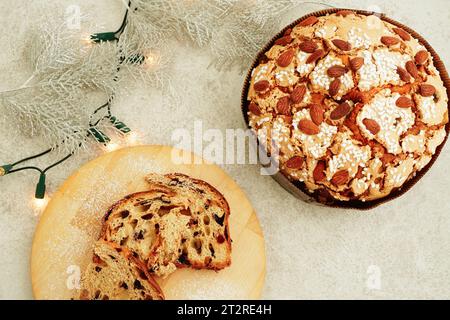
[164,274,244,299]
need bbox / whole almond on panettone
[299,40,318,53]
[419,84,436,97]
[290,85,307,103]
[415,50,428,65]
[298,119,320,135]
[392,27,411,41]
[298,16,318,27]
[336,10,354,17]
[381,36,400,46]
[306,49,325,64]
[309,104,324,125]
[327,65,347,78]
[330,102,352,120]
[331,170,349,186]
[405,61,419,79]
[396,97,414,108]
[363,118,381,135]
[329,78,341,96]
[313,161,326,182]
[276,96,291,115]
[253,80,270,92]
[277,49,295,67]
[332,39,352,51]
[275,35,293,46]
[350,57,364,71]
[248,102,262,115]
[397,67,411,83]
[285,156,304,170]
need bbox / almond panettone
[245,10,449,205]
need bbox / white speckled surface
[0,0,449,299]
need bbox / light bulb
[105,142,121,152]
[125,131,140,145]
[144,51,161,70]
[32,196,49,212]
[80,33,94,47]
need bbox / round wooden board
[31,145,266,300]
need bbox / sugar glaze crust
[247,11,449,203]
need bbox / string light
[125,131,140,145]
[0,164,13,176]
[2,1,137,205]
[35,172,47,199]
[88,127,111,144]
[1,1,136,208]
[110,116,131,134]
[90,32,118,43]
[105,142,121,152]
[32,196,49,212]
[80,33,94,47]
[144,51,161,70]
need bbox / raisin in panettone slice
[100,174,231,278]
[145,173,232,270]
[79,241,164,300]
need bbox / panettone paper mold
[241,8,450,210]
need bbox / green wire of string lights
[0,1,134,199]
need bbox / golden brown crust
[162,173,232,259]
[100,173,232,278]
[145,173,232,270]
[244,9,449,207]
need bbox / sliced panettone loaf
[145,173,231,269]
[101,188,192,277]
[79,241,164,300]
[100,173,231,278]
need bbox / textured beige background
[0,0,449,299]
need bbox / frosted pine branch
[127,0,298,70]
[0,0,302,154]
[0,8,170,154]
